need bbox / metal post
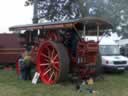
[97,24,100,41]
[83,24,86,36]
[29,31,31,44]
[83,24,87,41]
[32,0,39,45]
[33,0,39,24]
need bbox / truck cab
[86,36,128,72]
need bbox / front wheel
[16,58,21,76]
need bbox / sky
[0,0,33,33]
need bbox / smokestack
[33,0,38,24]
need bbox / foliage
[90,0,128,37]
[24,0,33,6]
[25,0,128,37]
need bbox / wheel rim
[37,42,61,84]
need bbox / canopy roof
[9,17,112,31]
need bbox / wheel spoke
[53,65,59,71]
[44,58,50,62]
[54,61,59,64]
[51,49,55,59]
[48,71,55,81]
[53,54,58,61]
[43,68,52,76]
[54,71,58,80]
[40,63,50,66]
[47,47,51,57]
[41,53,49,59]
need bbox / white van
[85,36,128,71]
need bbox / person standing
[22,46,32,80]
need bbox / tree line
[25,0,128,38]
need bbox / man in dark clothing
[23,46,32,80]
[64,29,78,56]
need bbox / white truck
[85,36,128,72]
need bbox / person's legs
[25,65,31,80]
[24,66,28,80]
[21,68,26,80]
[27,66,32,80]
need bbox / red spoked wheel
[16,58,20,75]
[37,41,69,85]
[46,31,62,41]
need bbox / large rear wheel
[37,41,69,85]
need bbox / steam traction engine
[9,17,112,85]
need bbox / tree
[25,0,83,22]
[25,0,128,37]
[24,0,33,6]
[79,0,128,37]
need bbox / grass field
[0,70,128,96]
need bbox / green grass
[0,70,128,96]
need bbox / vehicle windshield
[99,45,120,56]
